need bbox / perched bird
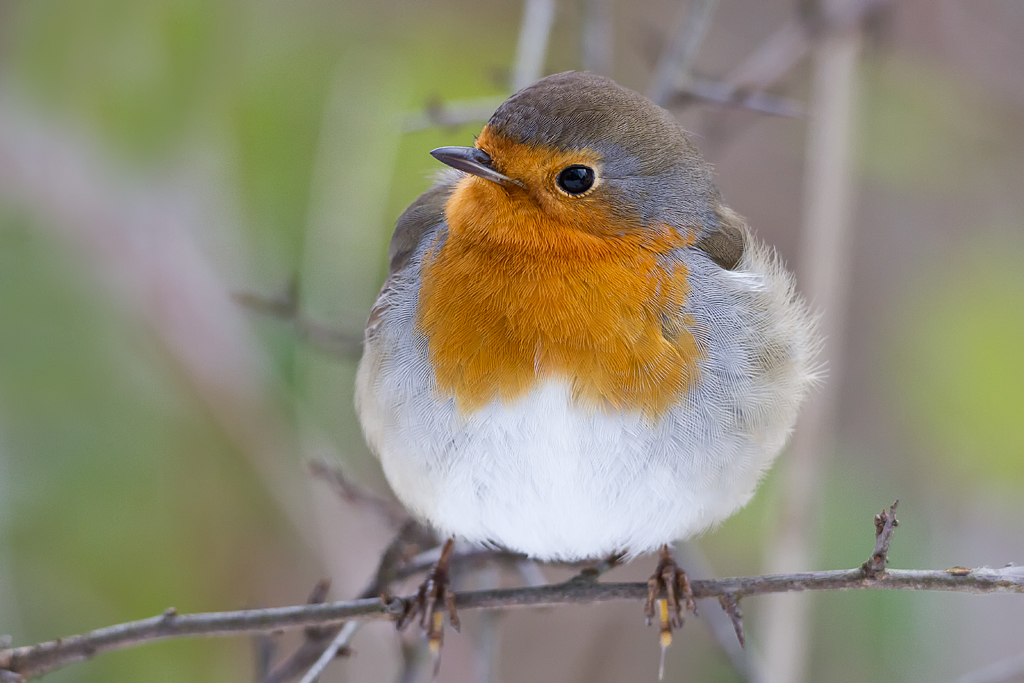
[356,71,818,670]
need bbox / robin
[355,71,818,673]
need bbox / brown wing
[693,204,746,271]
[366,181,455,338]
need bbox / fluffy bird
[356,71,818,667]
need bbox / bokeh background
[1,0,1023,681]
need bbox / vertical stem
[473,565,503,683]
[648,0,720,106]
[512,0,558,91]
[0,435,22,643]
[760,5,863,683]
[581,0,614,77]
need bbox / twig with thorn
[863,500,899,578]
[261,522,437,683]
[233,288,363,358]
[307,459,410,529]
[718,594,745,648]
[649,0,720,106]
[296,622,358,683]
[5,504,1024,681]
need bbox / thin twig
[296,622,358,683]
[718,594,745,649]
[4,565,1022,681]
[254,635,275,683]
[671,79,805,118]
[233,290,363,358]
[581,0,614,76]
[649,0,720,106]
[402,96,508,133]
[262,521,438,683]
[512,0,558,90]
[761,1,866,680]
[394,637,425,683]
[307,459,410,529]
[472,565,502,683]
[951,649,1024,683]
[673,542,756,681]
[863,501,899,577]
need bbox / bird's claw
[644,545,696,679]
[396,538,460,656]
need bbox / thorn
[306,579,331,604]
[718,594,745,648]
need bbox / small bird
[356,71,817,672]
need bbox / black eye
[556,165,595,195]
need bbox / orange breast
[416,146,702,419]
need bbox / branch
[259,520,438,683]
[233,288,363,359]
[648,0,720,105]
[511,0,557,91]
[402,96,508,133]
[952,650,1024,683]
[3,564,1022,681]
[863,501,899,577]
[307,459,410,529]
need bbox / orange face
[416,128,704,419]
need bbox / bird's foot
[644,544,697,679]
[396,538,460,673]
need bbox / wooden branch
[3,564,1022,681]
[511,0,558,91]
[233,288,363,359]
[648,0,720,105]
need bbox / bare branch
[307,459,410,529]
[3,564,1022,681]
[649,0,720,106]
[718,594,745,649]
[581,0,614,77]
[671,79,805,118]
[863,501,899,577]
[261,521,438,683]
[402,96,508,133]
[951,650,1024,683]
[512,0,558,91]
[673,542,757,681]
[233,289,363,359]
[296,622,358,683]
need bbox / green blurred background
[0,0,1022,681]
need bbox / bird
[355,70,818,673]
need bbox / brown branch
[863,500,899,577]
[233,289,363,359]
[670,79,805,118]
[402,96,508,133]
[718,594,745,648]
[307,459,410,529]
[951,650,1024,683]
[3,564,1022,681]
[260,521,437,683]
[648,0,720,106]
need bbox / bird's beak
[430,146,521,188]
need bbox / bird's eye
[556,165,596,195]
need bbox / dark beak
[430,146,520,187]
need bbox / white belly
[359,374,777,562]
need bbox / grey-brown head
[431,71,723,232]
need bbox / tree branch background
[1,1,1023,682]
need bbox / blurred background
[1,0,1022,681]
